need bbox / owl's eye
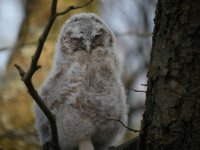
[94,34,101,39]
[95,33,101,37]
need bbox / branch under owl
[14,0,94,150]
[107,136,139,150]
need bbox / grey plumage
[34,13,128,150]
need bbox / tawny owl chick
[34,13,128,150]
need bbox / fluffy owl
[34,13,128,150]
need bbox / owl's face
[59,13,114,55]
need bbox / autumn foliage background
[0,0,155,149]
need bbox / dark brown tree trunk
[138,0,200,150]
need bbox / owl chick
[34,13,128,150]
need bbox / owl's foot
[79,137,94,150]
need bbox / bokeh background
[0,0,156,149]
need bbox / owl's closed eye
[91,29,106,49]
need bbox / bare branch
[15,0,93,149]
[56,0,94,16]
[14,64,25,78]
[130,88,146,93]
[105,117,140,133]
[141,84,147,86]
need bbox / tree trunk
[138,0,200,150]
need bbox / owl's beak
[85,41,91,53]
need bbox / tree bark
[138,0,200,150]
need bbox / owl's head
[58,13,115,55]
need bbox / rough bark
[138,0,200,150]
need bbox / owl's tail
[79,137,94,150]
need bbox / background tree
[138,0,200,150]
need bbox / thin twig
[105,117,140,133]
[141,84,147,86]
[15,0,93,149]
[130,88,147,93]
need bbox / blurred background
[0,0,156,149]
